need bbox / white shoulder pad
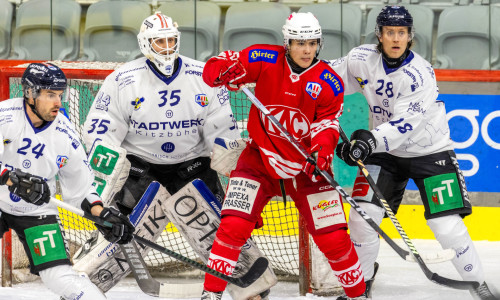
[87,140,130,206]
[210,137,247,177]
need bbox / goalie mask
[138,12,180,77]
[282,12,323,57]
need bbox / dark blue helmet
[21,63,67,92]
[375,6,414,39]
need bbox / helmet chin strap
[26,97,48,126]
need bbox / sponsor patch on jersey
[3,139,11,145]
[305,82,322,99]
[356,77,368,89]
[424,173,464,215]
[195,94,209,107]
[249,49,278,63]
[161,142,175,153]
[222,177,259,215]
[320,70,344,96]
[131,97,144,110]
[308,190,345,230]
[71,139,80,150]
[56,155,68,169]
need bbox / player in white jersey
[329,6,496,300]
[0,63,135,300]
[83,12,240,215]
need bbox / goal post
[0,60,342,296]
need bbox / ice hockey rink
[0,239,498,300]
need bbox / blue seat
[11,0,81,60]
[81,1,151,62]
[299,4,362,59]
[223,3,291,51]
[158,1,221,61]
[0,0,13,59]
[364,5,434,62]
[435,6,499,69]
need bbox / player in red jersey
[200,12,368,300]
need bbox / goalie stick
[338,126,455,264]
[48,197,269,289]
[240,86,479,291]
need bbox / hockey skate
[470,281,499,300]
[201,290,223,300]
[336,262,379,300]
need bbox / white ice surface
[0,240,498,300]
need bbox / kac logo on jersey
[305,82,322,99]
[195,94,209,107]
[249,49,278,64]
[320,70,344,96]
[56,155,69,169]
[131,97,145,110]
[261,105,310,141]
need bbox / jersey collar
[147,57,183,85]
[23,101,53,133]
[382,51,414,75]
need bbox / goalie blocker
[74,141,275,299]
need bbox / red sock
[313,230,366,297]
[204,216,255,292]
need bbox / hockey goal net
[0,61,341,295]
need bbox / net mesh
[5,61,302,282]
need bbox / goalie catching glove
[336,129,377,166]
[203,50,247,91]
[95,207,135,244]
[1,168,50,206]
[302,129,337,182]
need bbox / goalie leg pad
[312,230,366,298]
[427,215,485,283]
[162,179,277,300]
[72,182,171,293]
[39,264,106,300]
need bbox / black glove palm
[96,207,135,244]
[8,169,50,206]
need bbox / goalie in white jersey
[329,6,496,300]
[0,63,135,299]
[83,12,240,215]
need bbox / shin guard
[313,230,366,298]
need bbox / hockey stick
[338,126,455,264]
[48,197,269,289]
[240,86,479,291]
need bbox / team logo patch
[261,105,310,141]
[249,49,278,63]
[195,94,209,107]
[56,155,68,168]
[131,97,144,110]
[356,77,368,89]
[305,82,322,99]
[320,70,344,96]
[3,139,11,145]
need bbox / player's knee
[427,215,467,245]
[39,265,105,300]
[349,203,385,242]
[217,215,255,246]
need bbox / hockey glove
[8,169,50,206]
[335,141,356,166]
[203,51,246,91]
[303,129,336,182]
[0,165,9,185]
[349,129,377,163]
[96,207,135,244]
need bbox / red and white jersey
[206,44,344,179]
